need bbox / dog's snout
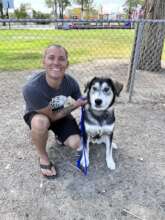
[95,99,102,106]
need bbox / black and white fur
[80,77,123,170]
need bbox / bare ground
[0,60,165,220]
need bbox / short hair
[44,44,68,59]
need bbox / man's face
[43,46,68,80]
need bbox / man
[23,45,86,179]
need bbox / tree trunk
[53,0,58,18]
[138,0,165,71]
[81,0,84,19]
[0,3,4,18]
[138,22,165,71]
[0,3,6,26]
[59,1,63,19]
[53,0,58,28]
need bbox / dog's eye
[104,87,110,92]
[92,87,97,91]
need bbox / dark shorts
[24,112,80,144]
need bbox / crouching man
[22,44,86,179]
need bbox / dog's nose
[95,99,102,106]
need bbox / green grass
[0,29,135,71]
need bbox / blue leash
[76,105,88,175]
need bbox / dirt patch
[0,60,165,220]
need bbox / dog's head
[84,77,123,111]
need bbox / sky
[13,0,125,14]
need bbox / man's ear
[42,57,45,67]
[67,60,69,67]
[114,81,123,96]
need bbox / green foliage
[45,0,57,8]
[60,0,71,8]
[59,0,71,18]
[45,0,71,18]
[74,0,93,8]
[123,0,145,17]
[32,10,51,24]
[123,0,144,8]
[14,4,29,19]
[73,0,94,18]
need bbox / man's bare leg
[31,114,56,177]
[64,134,81,150]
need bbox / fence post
[126,21,139,92]
[128,20,145,102]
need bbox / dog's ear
[84,82,90,93]
[84,77,97,93]
[114,81,123,96]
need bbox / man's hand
[50,95,67,111]
[51,98,87,121]
[39,96,87,122]
[74,97,87,108]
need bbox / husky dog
[80,77,123,170]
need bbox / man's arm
[37,98,87,122]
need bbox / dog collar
[90,133,102,139]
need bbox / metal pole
[126,21,139,92]
[128,20,145,102]
[6,3,11,29]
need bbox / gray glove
[50,95,67,111]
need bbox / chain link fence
[127,19,165,103]
[0,19,165,103]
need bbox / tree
[32,10,51,24]
[123,0,144,18]
[14,4,29,19]
[84,0,94,19]
[68,5,97,19]
[68,7,81,18]
[45,0,58,18]
[74,0,84,19]
[45,0,71,19]
[58,0,71,19]
[0,1,6,26]
[74,0,94,19]
[0,0,4,19]
[138,0,165,71]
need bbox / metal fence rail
[0,19,165,103]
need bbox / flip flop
[40,162,57,180]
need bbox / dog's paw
[112,142,118,149]
[107,159,116,170]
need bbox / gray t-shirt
[22,71,81,119]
